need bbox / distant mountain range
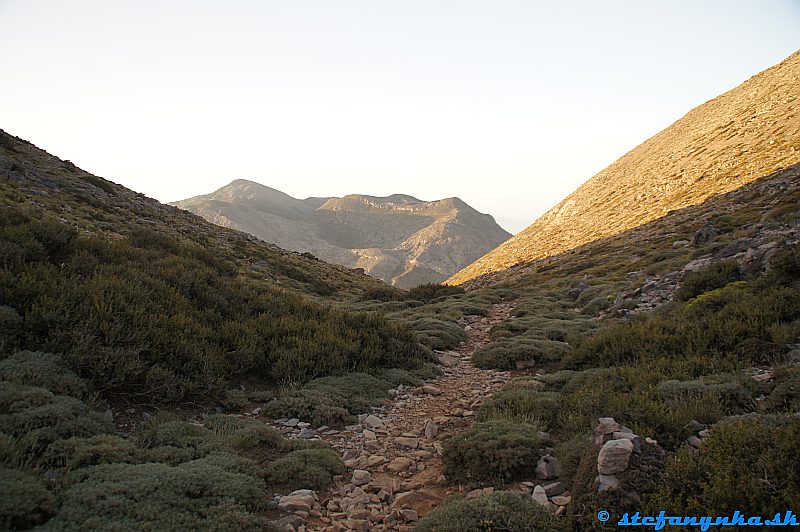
[448,50,800,285]
[172,181,510,288]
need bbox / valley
[1,49,800,532]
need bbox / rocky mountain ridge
[173,181,510,288]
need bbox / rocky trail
[271,302,517,531]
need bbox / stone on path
[394,436,419,449]
[363,415,385,429]
[386,457,414,473]
[352,469,372,486]
[423,419,438,439]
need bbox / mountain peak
[174,184,510,287]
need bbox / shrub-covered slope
[0,130,428,404]
[418,164,800,530]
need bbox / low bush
[649,414,800,515]
[532,370,579,391]
[264,448,345,491]
[49,460,269,530]
[676,259,740,301]
[656,373,759,413]
[221,388,250,411]
[473,337,570,369]
[414,491,567,531]
[406,283,465,302]
[442,421,543,486]
[766,366,800,412]
[264,372,404,428]
[0,351,86,397]
[43,434,140,470]
[404,316,468,351]
[0,468,56,530]
[479,389,561,429]
[0,382,112,462]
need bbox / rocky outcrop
[172,182,510,288]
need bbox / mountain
[173,182,511,288]
[448,50,800,285]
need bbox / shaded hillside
[0,130,427,403]
[173,181,510,288]
[449,49,800,285]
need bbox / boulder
[423,420,438,439]
[277,494,315,513]
[612,431,642,453]
[690,223,717,247]
[363,415,385,429]
[551,494,571,506]
[597,439,633,475]
[596,474,619,493]
[542,482,567,497]
[352,470,372,486]
[386,457,414,473]
[532,485,548,505]
[535,455,561,480]
[394,436,419,449]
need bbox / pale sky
[1,1,798,233]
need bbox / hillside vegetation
[417,163,800,529]
[0,130,431,404]
[449,50,800,285]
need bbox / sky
[1,1,798,233]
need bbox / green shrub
[43,434,140,470]
[0,351,86,397]
[406,283,465,302]
[0,382,112,461]
[0,305,22,354]
[221,388,250,411]
[49,460,268,530]
[473,337,570,369]
[649,414,800,515]
[0,468,56,530]
[264,390,354,428]
[479,389,561,429]
[405,316,468,351]
[766,366,800,413]
[226,425,287,454]
[442,421,543,486]
[762,245,800,286]
[414,491,567,531]
[656,373,758,413]
[264,372,398,428]
[532,370,579,391]
[264,448,345,491]
[581,296,612,315]
[137,419,223,464]
[676,259,741,301]
[556,367,686,449]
